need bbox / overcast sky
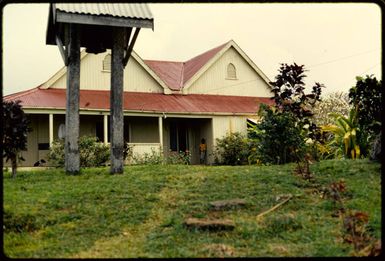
[2,3,382,96]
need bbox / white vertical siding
[126,143,161,164]
[50,52,164,93]
[20,115,39,167]
[37,115,49,143]
[212,115,248,146]
[187,47,271,97]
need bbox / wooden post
[158,116,163,155]
[110,27,125,174]
[103,114,108,145]
[65,24,80,174]
[49,113,54,146]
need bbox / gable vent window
[227,63,237,79]
[102,54,111,71]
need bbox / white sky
[2,3,382,96]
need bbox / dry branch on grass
[256,194,293,220]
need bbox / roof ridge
[183,40,230,63]
[181,41,231,86]
[179,62,185,89]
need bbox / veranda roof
[4,87,273,115]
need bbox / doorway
[169,121,188,152]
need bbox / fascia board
[182,41,232,91]
[41,50,89,89]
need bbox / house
[4,40,273,166]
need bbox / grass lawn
[3,159,381,258]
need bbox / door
[169,121,189,152]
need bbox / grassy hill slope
[3,159,381,258]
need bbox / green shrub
[166,150,191,165]
[322,108,363,159]
[214,132,249,165]
[48,136,110,167]
[78,136,110,167]
[246,138,263,165]
[3,100,32,178]
[249,105,306,165]
[48,140,65,167]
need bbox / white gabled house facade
[4,40,273,166]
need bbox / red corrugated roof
[182,42,228,86]
[144,60,184,90]
[144,41,228,91]
[4,87,273,115]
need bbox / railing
[125,143,162,165]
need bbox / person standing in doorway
[199,138,207,164]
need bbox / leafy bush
[48,140,65,167]
[166,150,191,165]
[78,136,110,167]
[48,136,110,167]
[245,138,263,165]
[2,100,32,178]
[130,148,163,165]
[214,132,249,165]
[322,108,363,159]
[249,105,306,165]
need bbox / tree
[270,63,324,141]
[249,104,306,164]
[349,75,382,136]
[247,63,325,165]
[348,75,382,158]
[313,92,351,126]
[2,100,31,178]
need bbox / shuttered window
[227,63,237,79]
[102,54,111,71]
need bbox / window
[102,54,111,71]
[227,63,237,79]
